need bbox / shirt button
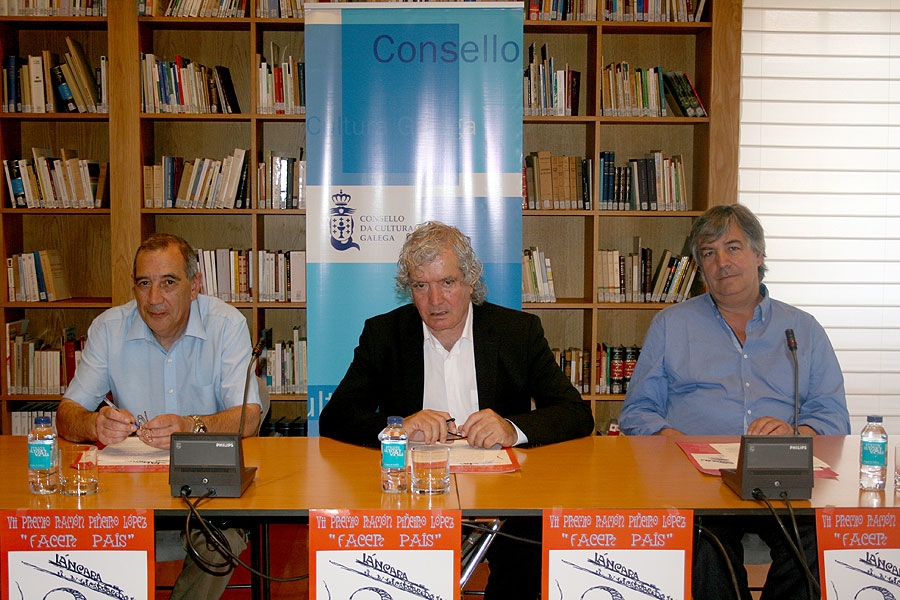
[745,381,750,388]
[167,358,173,363]
[743,353,748,359]
[168,388,174,394]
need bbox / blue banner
[306,3,523,433]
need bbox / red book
[273,65,285,114]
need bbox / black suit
[319,301,594,600]
[319,301,594,446]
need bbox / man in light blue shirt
[620,204,849,600]
[57,233,260,600]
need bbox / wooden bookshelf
[522,0,741,431]
[0,1,739,434]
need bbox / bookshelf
[522,2,741,431]
[0,1,740,435]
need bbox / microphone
[720,327,814,500]
[239,335,267,439]
[785,329,799,435]
[169,334,265,498]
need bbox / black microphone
[239,335,267,437]
[169,334,265,497]
[785,329,799,435]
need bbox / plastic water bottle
[379,416,408,493]
[860,415,887,491]
[28,415,58,494]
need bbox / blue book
[32,251,48,302]
[4,55,23,112]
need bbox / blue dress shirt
[619,285,850,436]
[65,294,259,418]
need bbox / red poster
[543,508,694,600]
[817,507,900,599]
[310,509,461,600]
[1,509,155,600]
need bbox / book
[284,249,306,303]
[27,55,46,113]
[213,65,241,114]
[3,159,27,208]
[37,249,72,302]
[4,55,23,112]
[65,36,99,111]
[59,61,87,113]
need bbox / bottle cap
[867,415,883,422]
[387,416,403,426]
[34,416,51,425]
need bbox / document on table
[444,439,521,473]
[676,440,836,478]
[98,436,170,472]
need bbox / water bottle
[860,415,887,491]
[379,416,408,493]
[28,415,58,494]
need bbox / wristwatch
[189,415,208,434]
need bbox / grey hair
[395,221,488,305]
[133,233,199,281]
[690,204,767,281]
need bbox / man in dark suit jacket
[319,302,593,447]
[319,221,594,599]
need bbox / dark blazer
[319,302,595,447]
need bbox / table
[1,434,886,515]
[455,434,888,516]
[0,436,459,516]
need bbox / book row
[524,44,581,117]
[522,247,557,303]
[197,248,307,304]
[258,326,308,395]
[5,320,83,399]
[597,150,689,211]
[259,41,306,115]
[527,0,705,22]
[9,403,58,436]
[3,152,110,210]
[552,346,591,395]
[140,54,240,115]
[7,249,73,304]
[142,149,306,210]
[2,38,106,114]
[598,246,697,304]
[0,0,106,16]
[601,65,706,118]
[523,151,593,211]
[596,343,641,395]
[136,0,303,18]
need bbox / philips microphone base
[169,433,256,498]
[720,435,814,500]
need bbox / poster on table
[310,508,461,600]
[817,507,900,599]
[0,509,154,600]
[304,2,524,434]
[543,508,694,600]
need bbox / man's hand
[403,409,455,444]
[459,409,517,449]
[748,417,817,436]
[96,406,137,446]
[137,414,191,449]
[747,416,794,436]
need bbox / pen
[102,398,142,430]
